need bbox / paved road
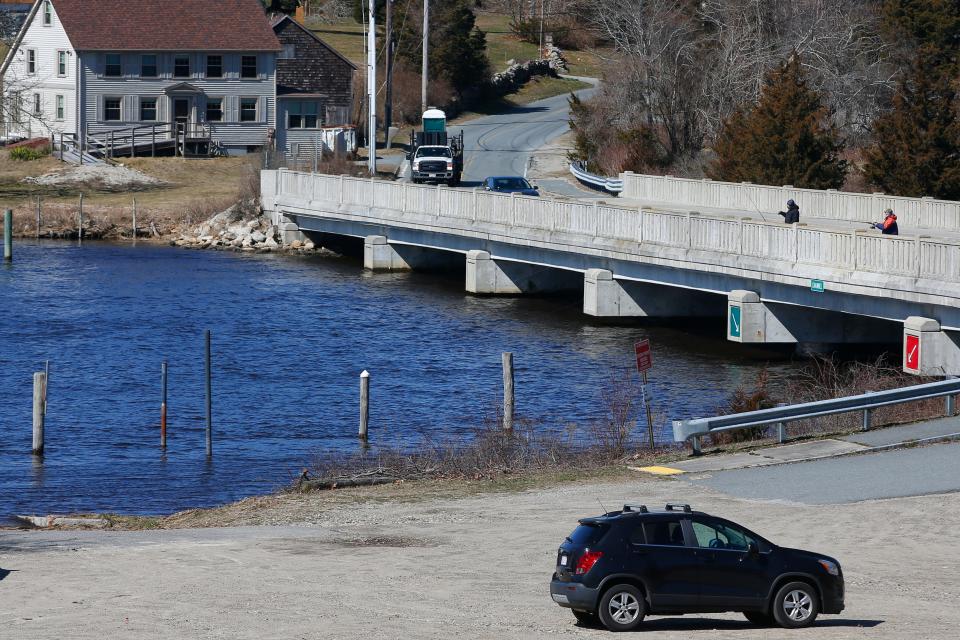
[687,440,960,504]
[457,77,597,188]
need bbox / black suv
[550,504,844,632]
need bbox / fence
[672,378,960,454]
[269,170,960,286]
[620,172,960,232]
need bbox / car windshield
[492,177,532,190]
[416,147,451,158]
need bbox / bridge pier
[363,235,450,272]
[583,269,724,318]
[727,290,901,348]
[903,317,960,376]
[465,250,578,294]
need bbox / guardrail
[570,161,623,194]
[620,172,960,232]
[269,170,960,287]
[672,378,960,454]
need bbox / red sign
[635,339,653,373]
[904,334,921,372]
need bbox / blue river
[0,240,791,519]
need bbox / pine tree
[882,0,960,70]
[394,0,489,96]
[708,56,847,189]
[863,50,960,199]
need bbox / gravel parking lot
[1,474,957,639]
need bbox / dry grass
[0,155,261,238]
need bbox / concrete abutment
[903,317,960,376]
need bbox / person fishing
[778,199,800,224]
[869,209,899,235]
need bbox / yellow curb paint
[635,465,685,476]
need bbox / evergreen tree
[394,0,489,96]
[262,0,299,14]
[882,0,960,69]
[708,56,847,190]
[863,50,960,200]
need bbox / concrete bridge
[261,169,960,375]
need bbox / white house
[1,0,284,155]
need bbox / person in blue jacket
[778,199,800,223]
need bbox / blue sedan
[483,176,540,196]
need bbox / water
[0,241,793,518]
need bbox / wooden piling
[160,360,168,448]
[205,330,212,457]
[502,352,514,431]
[78,194,84,240]
[36,195,41,238]
[3,209,11,262]
[359,370,370,440]
[32,372,46,456]
[132,197,138,240]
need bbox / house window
[206,55,222,78]
[280,44,296,60]
[56,95,64,120]
[11,92,22,124]
[58,51,67,76]
[105,53,122,77]
[43,1,52,25]
[27,49,36,74]
[174,55,190,78]
[141,55,157,78]
[240,98,257,122]
[104,98,122,121]
[288,102,318,129]
[140,98,157,121]
[33,93,41,115]
[241,55,258,79]
[206,98,223,122]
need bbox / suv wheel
[772,582,820,628]
[598,584,646,632]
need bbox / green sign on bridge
[729,305,742,339]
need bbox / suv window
[642,520,685,546]
[567,523,608,546]
[691,519,757,551]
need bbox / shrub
[9,145,51,161]
[710,369,779,446]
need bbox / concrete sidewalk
[637,415,960,475]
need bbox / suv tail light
[575,550,603,575]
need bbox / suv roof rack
[665,503,692,513]
[622,504,648,513]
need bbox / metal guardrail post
[862,408,872,431]
[691,435,702,456]
[776,402,788,443]
[948,393,957,417]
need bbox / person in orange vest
[870,209,899,235]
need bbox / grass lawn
[0,152,258,213]
[309,13,611,78]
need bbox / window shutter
[259,96,268,124]
[229,96,240,123]
[132,96,140,121]
[196,95,207,121]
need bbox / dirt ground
[1,473,957,639]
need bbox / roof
[270,13,357,70]
[52,0,281,51]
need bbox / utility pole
[421,0,429,114]
[367,0,377,175]
[384,0,393,141]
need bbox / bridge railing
[620,172,960,232]
[673,378,960,454]
[269,170,960,286]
